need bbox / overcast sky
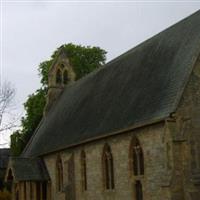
[1,1,200,146]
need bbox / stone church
[5,10,200,200]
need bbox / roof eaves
[35,116,167,157]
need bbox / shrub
[0,189,11,200]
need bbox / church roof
[6,157,49,181]
[0,149,10,169]
[23,10,200,157]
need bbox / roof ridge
[23,10,200,157]
[106,9,200,67]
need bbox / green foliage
[10,43,107,156]
[21,89,46,137]
[10,89,46,156]
[10,131,24,156]
[38,43,106,87]
[38,60,53,88]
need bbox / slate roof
[23,10,200,157]
[7,157,49,181]
[0,149,10,180]
[0,149,10,169]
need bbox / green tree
[10,43,107,156]
[10,131,24,157]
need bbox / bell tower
[44,47,76,116]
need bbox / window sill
[103,189,116,194]
[130,175,144,180]
[57,190,65,194]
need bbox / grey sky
[1,1,200,146]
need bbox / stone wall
[44,122,170,200]
[43,55,200,200]
[170,55,200,200]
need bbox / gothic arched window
[30,182,33,200]
[63,70,69,85]
[36,182,41,200]
[56,69,62,84]
[135,180,143,200]
[190,137,200,173]
[24,182,26,200]
[81,150,87,191]
[42,182,47,200]
[7,168,14,182]
[102,144,115,190]
[56,155,63,191]
[130,136,144,176]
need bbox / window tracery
[81,150,87,191]
[56,155,63,192]
[102,144,115,190]
[55,64,69,85]
[130,137,144,200]
[63,70,69,85]
[130,136,144,176]
[56,69,62,84]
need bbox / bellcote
[44,47,76,116]
[48,48,76,88]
